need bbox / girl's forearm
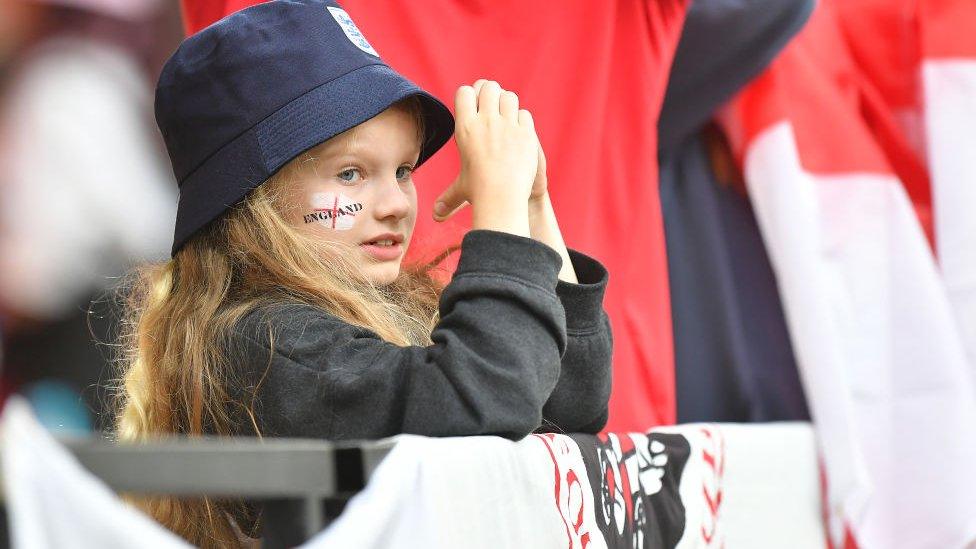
[528,193,578,283]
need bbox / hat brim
[172,63,454,255]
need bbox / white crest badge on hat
[327,6,379,58]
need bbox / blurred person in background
[659,0,814,423]
[0,0,180,431]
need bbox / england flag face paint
[303,192,364,230]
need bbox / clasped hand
[433,80,548,237]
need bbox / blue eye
[396,165,414,181]
[337,168,362,183]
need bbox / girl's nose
[371,175,412,221]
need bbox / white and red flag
[720,1,976,547]
[919,1,976,373]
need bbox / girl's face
[281,105,422,285]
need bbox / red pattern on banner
[698,426,725,547]
[535,434,573,549]
[534,434,591,549]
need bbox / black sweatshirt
[225,229,613,442]
[224,230,612,546]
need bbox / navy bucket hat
[156,0,455,255]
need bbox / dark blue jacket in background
[659,0,815,423]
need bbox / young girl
[115,0,611,546]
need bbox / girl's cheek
[300,191,365,231]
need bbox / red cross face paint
[303,192,364,230]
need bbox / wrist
[528,192,551,236]
[523,192,578,283]
[471,199,531,237]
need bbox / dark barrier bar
[61,436,395,539]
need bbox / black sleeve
[541,249,613,434]
[228,230,567,442]
[658,0,815,155]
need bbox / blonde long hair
[114,100,449,547]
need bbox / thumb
[433,176,469,222]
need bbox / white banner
[1,399,823,548]
[310,424,823,548]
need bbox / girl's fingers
[499,90,519,119]
[455,85,477,120]
[433,177,467,221]
[477,80,502,116]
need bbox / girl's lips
[361,242,403,261]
